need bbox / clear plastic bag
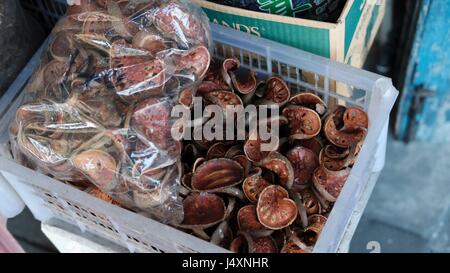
[9,0,212,225]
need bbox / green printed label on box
[345,0,366,57]
[203,8,331,58]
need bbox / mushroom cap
[252,236,278,253]
[43,60,67,86]
[191,158,244,190]
[50,30,75,61]
[237,205,265,231]
[232,155,251,177]
[229,235,247,253]
[282,105,321,140]
[132,98,179,154]
[132,30,166,55]
[312,166,350,202]
[178,86,194,107]
[295,138,323,157]
[324,106,366,148]
[204,90,243,109]
[299,188,321,215]
[72,149,117,191]
[286,146,319,190]
[289,92,327,115]
[206,142,230,160]
[257,152,294,189]
[244,132,270,163]
[230,67,257,95]
[242,175,271,203]
[343,107,369,129]
[304,214,328,245]
[222,57,240,73]
[256,185,298,230]
[281,235,311,253]
[175,46,211,79]
[262,76,290,106]
[180,192,226,228]
[224,145,243,158]
[319,146,352,171]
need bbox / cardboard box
[194,0,385,67]
[194,0,385,98]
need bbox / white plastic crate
[2,2,398,252]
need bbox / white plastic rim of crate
[373,119,389,173]
[0,173,25,218]
[41,219,128,253]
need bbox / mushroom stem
[210,221,229,245]
[192,228,210,240]
[225,197,236,220]
[311,187,330,212]
[215,186,245,200]
[290,191,308,228]
[250,229,274,238]
[238,231,255,254]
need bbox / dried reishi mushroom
[343,107,369,130]
[244,132,270,163]
[179,193,226,229]
[304,214,327,246]
[230,68,257,95]
[230,235,247,253]
[295,138,323,157]
[132,30,166,55]
[133,188,163,209]
[242,175,271,203]
[191,158,244,191]
[221,57,240,88]
[319,145,355,171]
[50,31,75,61]
[282,105,321,140]
[225,145,244,158]
[257,152,294,189]
[178,86,194,107]
[206,142,230,160]
[174,46,211,79]
[197,81,222,96]
[43,60,67,86]
[299,188,321,215]
[256,185,297,230]
[281,235,311,253]
[109,58,166,100]
[289,92,327,115]
[181,173,193,190]
[286,146,319,190]
[252,236,278,253]
[312,166,350,202]
[153,0,208,48]
[237,205,265,231]
[324,106,367,148]
[232,155,251,177]
[132,98,177,153]
[210,221,233,247]
[244,116,284,162]
[323,145,349,159]
[72,149,117,191]
[259,77,291,106]
[204,90,243,109]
